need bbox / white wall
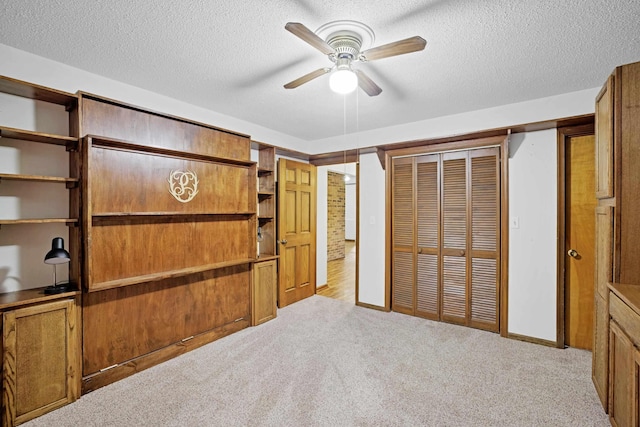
[357,153,386,307]
[316,166,328,287]
[0,93,71,292]
[507,129,558,341]
[345,183,356,240]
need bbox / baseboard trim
[507,332,558,348]
[316,284,328,292]
[81,319,250,394]
[356,301,390,312]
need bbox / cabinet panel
[2,299,79,426]
[593,292,609,409]
[609,321,633,427]
[596,206,614,299]
[252,260,277,326]
[82,265,250,376]
[595,75,614,199]
[89,146,252,214]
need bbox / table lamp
[43,237,71,295]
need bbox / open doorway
[317,163,357,302]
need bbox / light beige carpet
[26,295,609,426]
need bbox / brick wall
[327,171,345,261]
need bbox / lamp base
[44,283,73,295]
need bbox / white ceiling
[1,1,639,142]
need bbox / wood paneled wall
[78,93,255,392]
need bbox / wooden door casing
[277,159,316,308]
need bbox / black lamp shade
[44,237,70,265]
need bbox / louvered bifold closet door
[415,154,440,319]
[391,157,415,315]
[469,148,500,331]
[441,151,468,324]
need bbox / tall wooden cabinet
[593,60,640,422]
[389,140,503,332]
[252,142,278,325]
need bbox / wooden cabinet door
[2,298,80,426]
[609,321,633,427]
[252,259,277,326]
[469,148,500,332]
[441,151,468,324]
[391,157,415,315]
[595,74,614,199]
[415,154,439,319]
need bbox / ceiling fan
[283,21,427,96]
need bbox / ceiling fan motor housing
[327,32,362,61]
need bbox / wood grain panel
[471,155,498,251]
[88,219,251,287]
[595,207,614,300]
[442,156,467,249]
[82,265,250,376]
[252,260,277,325]
[609,321,633,426]
[416,253,438,317]
[82,97,249,160]
[593,292,609,409]
[392,159,414,248]
[301,191,311,233]
[89,146,252,214]
[442,255,466,320]
[595,75,614,199]
[284,246,296,291]
[471,258,498,329]
[619,62,640,284]
[416,156,439,249]
[297,244,311,287]
[392,251,414,313]
[285,190,296,234]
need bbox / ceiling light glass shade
[330,69,358,94]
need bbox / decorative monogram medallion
[168,170,199,203]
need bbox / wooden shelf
[258,216,274,221]
[0,218,78,225]
[88,135,256,167]
[0,287,80,312]
[258,191,274,197]
[0,173,78,184]
[258,168,273,176]
[0,125,78,148]
[89,258,257,292]
[0,75,77,108]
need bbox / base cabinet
[609,321,634,427]
[2,298,80,426]
[252,259,277,326]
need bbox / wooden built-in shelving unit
[0,75,81,427]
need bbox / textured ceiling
[1,0,639,141]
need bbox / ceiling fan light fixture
[330,69,358,94]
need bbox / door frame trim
[556,123,595,348]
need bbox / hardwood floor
[317,240,356,303]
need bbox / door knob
[567,249,579,258]
[279,239,288,245]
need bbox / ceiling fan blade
[284,68,331,89]
[355,70,382,96]
[285,22,335,55]
[360,36,427,61]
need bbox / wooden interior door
[565,134,596,350]
[469,148,500,331]
[391,157,415,315]
[416,154,440,319]
[277,159,316,308]
[441,151,468,325]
